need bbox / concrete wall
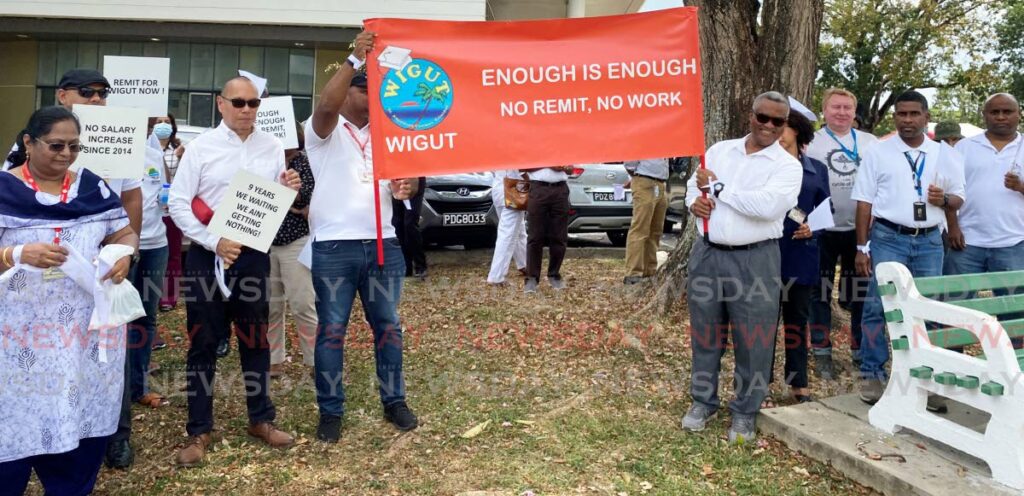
[487,0,638,20]
[0,41,37,151]
[0,0,486,26]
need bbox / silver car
[567,163,634,246]
[420,173,499,249]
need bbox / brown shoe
[176,433,211,467]
[269,363,284,378]
[247,422,294,448]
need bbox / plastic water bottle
[159,184,170,208]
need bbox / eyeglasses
[754,113,787,127]
[75,86,110,99]
[222,96,262,109]
[36,138,82,154]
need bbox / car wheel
[607,230,628,247]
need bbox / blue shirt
[780,154,831,285]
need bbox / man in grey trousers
[681,91,802,443]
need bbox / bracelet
[346,54,364,70]
[857,242,871,255]
[2,246,11,268]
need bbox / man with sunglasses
[682,91,802,444]
[851,90,965,405]
[169,76,302,467]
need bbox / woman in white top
[151,114,184,314]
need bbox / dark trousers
[809,230,864,355]
[526,180,570,280]
[391,177,427,275]
[771,283,812,389]
[0,436,109,496]
[182,245,275,436]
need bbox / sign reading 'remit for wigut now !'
[365,7,705,180]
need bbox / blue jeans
[128,245,168,401]
[860,222,944,379]
[312,238,407,418]
[945,241,1024,278]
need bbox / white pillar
[567,0,586,18]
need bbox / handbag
[503,173,530,210]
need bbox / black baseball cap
[351,73,368,89]
[58,69,111,90]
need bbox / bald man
[946,93,1024,287]
[169,77,301,466]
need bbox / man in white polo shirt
[946,93,1024,276]
[305,31,418,443]
[681,91,801,444]
[804,88,880,379]
[851,90,966,404]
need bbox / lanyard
[903,151,926,199]
[825,127,859,163]
[344,123,370,164]
[22,165,72,245]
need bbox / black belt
[874,217,939,236]
[633,173,667,182]
[703,238,775,251]
[529,180,566,186]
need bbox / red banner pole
[374,179,385,266]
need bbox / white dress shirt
[685,137,802,245]
[304,117,396,241]
[527,168,569,183]
[168,122,285,251]
[851,136,965,229]
[954,132,1024,248]
[804,127,880,231]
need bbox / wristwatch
[712,182,725,198]
[942,193,949,207]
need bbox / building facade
[0,0,636,144]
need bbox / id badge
[788,207,807,224]
[42,267,66,282]
[913,201,927,222]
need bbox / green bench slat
[914,271,1024,297]
[934,372,958,385]
[884,309,904,323]
[982,381,1005,396]
[927,319,1024,349]
[910,366,933,379]
[956,375,980,389]
[947,294,1024,317]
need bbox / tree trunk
[637,0,824,317]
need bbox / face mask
[153,122,173,139]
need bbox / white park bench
[869,261,1024,490]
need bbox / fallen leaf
[461,420,491,439]
[702,464,715,476]
[792,467,810,477]
[514,420,536,426]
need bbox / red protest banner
[364,7,705,180]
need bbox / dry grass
[31,254,875,495]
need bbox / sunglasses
[754,113,787,127]
[222,96,262,109]
[36,138,82,154]
[75,86,110,99]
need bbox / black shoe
[383,402,419,431]
[316,415,342,443]
[412,266,427,279]
[104,438,134,469]
[216,338,229,359]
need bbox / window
[264,47,290,95]
[215,45,239,89]
[293,96,313,123]
[168,43,190,90]
[289,49,315,95]
[189,44,216,92]
[76,42,99,71]
[37,42,56,86]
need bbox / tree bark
[637,0,824,317]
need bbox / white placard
[72,104,148,179]
[103,56,170,117]
[255,96,298,150]
[207,170,297,253]
[807,197,835,231]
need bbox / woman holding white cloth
[487,169,528,284]
[0,106,138,494]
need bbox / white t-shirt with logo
[805,127,880,231]
[138,146,168,250]
[304,118,396,241]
